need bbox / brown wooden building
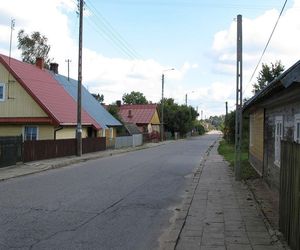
[243,60,300,191]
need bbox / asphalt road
[0,133,219,250]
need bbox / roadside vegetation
[219,110,258,180]
[218,140,259,180]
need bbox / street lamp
[161,68,174,141]
[185,91,195,106]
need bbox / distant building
[117,104,160,134]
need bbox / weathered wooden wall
[280,141,300,250]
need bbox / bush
[218,140,259,180]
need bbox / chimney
[50,63,59,74]
[35,57,44,70]
[116,100,121,107]
[128,110,133,118]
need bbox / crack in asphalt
[27,197,124,250]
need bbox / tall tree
[122,91,148,104]
[252,61,285,94]
[17,29,51,67]
[158,98,198,136]
[92,93,104,103]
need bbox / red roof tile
[118,104,158,124]
[0,54,100,129]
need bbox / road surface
[0,133,219,249]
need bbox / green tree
[17,29,51,67]
[252,61,285,94]
[208,115,224,130]
[107,105,121,121]
[158,98,198,137]
[122,91,148,104]
[92,93,104,103]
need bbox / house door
[274,116,283,166]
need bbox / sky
[0,0,299,118]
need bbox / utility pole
[65,59,71,81]
[185,93,187,106]
[160,68,174,141]
[225,101,228,117]
[225,101,229,142]
[161,74,164,141]
[76,0,83,157]
[235,14,243,181]
[7,18,15,99]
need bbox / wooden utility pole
[235,14,243,181]
[76,0,83,156]
[65,59,71,81]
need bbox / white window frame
[294,114,300,144]
[274,116,283,167]
[0,83,5,101]
[23,126,39,141]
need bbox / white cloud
[0,0,198,106]
[3,0,299,117]
[212,0,300,98]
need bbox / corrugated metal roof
[124,123,142,135]
[53,74,122,129]
[118,104,157,124]
[0,54,100,129]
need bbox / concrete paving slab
[160,139,289,250]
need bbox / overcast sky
[0,0,299,118]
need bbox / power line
[244,0,288,95]
[70,0,139,59]
[84,17,136,59]
[85,0,142,59]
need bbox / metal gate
[0,136,22,168]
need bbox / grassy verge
[218,140,259,180]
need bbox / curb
[0,140,176,182]
[159,139,218,250]
[245,181,291,249]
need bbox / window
[274,116,283,166]
[0,83,5,101]
[24,126,38,141]
[294,114,300,143]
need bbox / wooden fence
[279,141,300,250]
[0,136,22,168]
[23,137,106,162]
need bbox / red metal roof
[0,54,100,129]
[118,104,158,124]
[0,117,52,124]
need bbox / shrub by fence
[280,141,300,250]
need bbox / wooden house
[118,104,160,134]
[0,54,119,141]
[52,68,122,146]
[243,60,300,190]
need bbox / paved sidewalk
[0,141,173,182]
[160,140,289,250]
